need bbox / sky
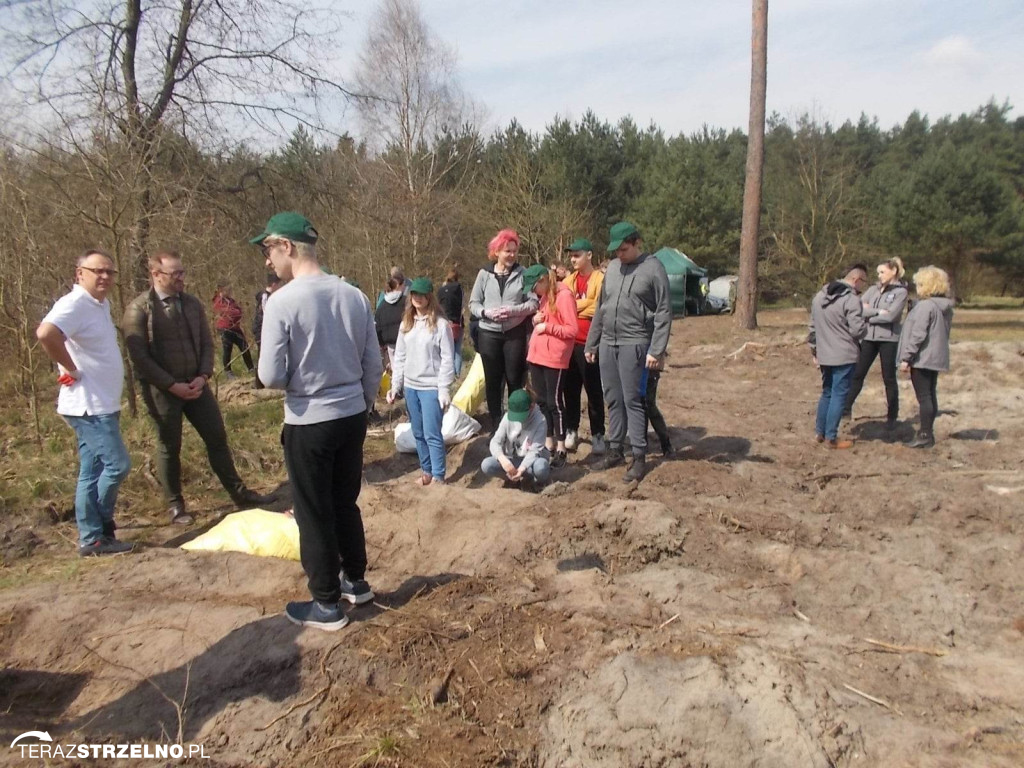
[334,0,1024,137]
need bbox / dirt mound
[541,649,846,768]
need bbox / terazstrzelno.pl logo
[10,730,210,760]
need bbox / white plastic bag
[393,405,481,453]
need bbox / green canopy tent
[652,247,707,316]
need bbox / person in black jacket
[375,277,406,370]
[437,268,465,376]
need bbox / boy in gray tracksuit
[585,222,672,482]
[807,265,868,447]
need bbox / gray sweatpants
[599,343,649,458]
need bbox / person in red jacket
[212,283,254,378]
[523,264,578,469]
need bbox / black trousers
[141,384,246,505]
[845,339,898,420]
[910,368,939,436]
[282,412,369,604]
[477,324,529,426]
[220,329,254,373]
[564,343,605,436]
[530,363,568,440]
[646,369,670,448]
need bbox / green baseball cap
[409,276,433,294]
[507,389,532,423]
[564,237,593,253]
[607,221,640,252]
[521,263,549,294]
[249,211,319,245]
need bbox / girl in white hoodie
[387,278,456,485]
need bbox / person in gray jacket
[807,264,869,448]
[898,266,954,449]
[469,229,539,429]
[843,257,909,428]
[585,222,672,482]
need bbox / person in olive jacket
[898,266,954,449]
[123,250,272,524]
[843,257,908,428]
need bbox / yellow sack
[181,509,299,561]
[452,353,486,414]
[379,370,391,400]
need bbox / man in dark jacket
[585,222,672,483]
[123,250,272,523]
[807,264,869,449]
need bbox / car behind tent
[652,247,708,316]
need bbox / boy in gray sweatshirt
[807,264,868,448]
[253,211,384,632]
[585,222,672,482]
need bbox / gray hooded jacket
[469,264,539,334]
[861,282,909,342]
[808,281,867,366]
[897,297,954,371]
[585,253,673,357]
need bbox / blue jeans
[480,455,551,485]
[452,325,464,377]
[405,388,446,480]
[816,364,855,441]
[64,413,132,545]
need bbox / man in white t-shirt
[37,250,134,557]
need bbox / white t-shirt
[41,285,124,416]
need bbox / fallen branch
[658,613,680,630]
[725,341,768,359]
[793,607,811,623]
[862,638,947,657]
[257,684,330,731]
[842,683,902,716]
[718,512,752,532]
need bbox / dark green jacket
[123,289,214,390]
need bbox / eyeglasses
[156,270,186,278]
[79,267,118,277]
[261,239,288,258]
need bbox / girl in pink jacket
[523,264,579,468]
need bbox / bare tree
[736,0,767,330]
[353,0,480,273]
[1,0,353,291]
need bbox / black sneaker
[907,433,934,449]
[79,537,134,557]
[550,450,567,469]
[339,575,375,606]
[623,456,647,483]
[285,600,349,631]
[601,451,625,470]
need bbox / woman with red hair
[469,229,539,429]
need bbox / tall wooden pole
[736,0,768,330]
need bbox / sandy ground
[1,309,1023,767]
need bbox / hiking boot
[284,600,349,631]
[906,432,934,449]
[623,455,647,483]
[102,519,117,539]
[591,434,607,456]
[601,449,625,470]
[827,439,854,450]
[339,575,375,606]
[79,537,134,557]
[564,430,578,451]
[550,450,567,469]
[233,488,275,508]
[169,501,193,525]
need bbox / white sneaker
[591,434,606,455]
[565,430,578,451]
